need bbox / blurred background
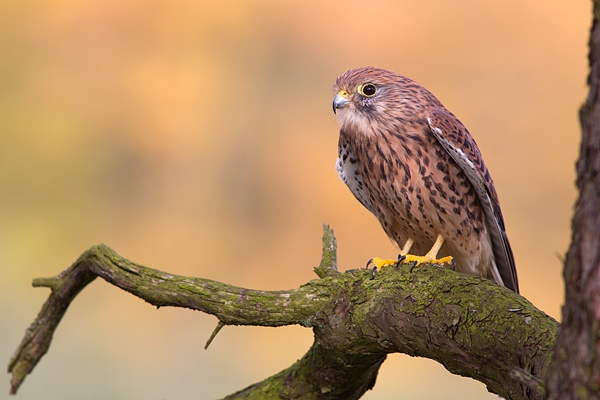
[0,1,588,399]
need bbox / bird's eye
[359,83,377,97]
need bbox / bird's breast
[348,126,486,258]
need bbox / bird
[332,66,518,293]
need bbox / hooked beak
[332,90,350,114]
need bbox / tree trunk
[545,1,600,398]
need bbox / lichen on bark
[8,224,558,399]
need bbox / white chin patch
[336,109,374,137]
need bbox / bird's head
[333,66,432,136]
[333,67,391,122]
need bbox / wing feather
[428,109,519,293]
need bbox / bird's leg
[366,238,415,273]
[400,238,414,256]
[366,235,454,277]
[402,234,455,268]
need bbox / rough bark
[8,225,557,400]
[545,1,600,398]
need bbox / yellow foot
[366,253,455,278]
[402,234,455,270]
[401,254,455,271]
[368,257,400,269]
[367,255,454,270]
[366,235,455,278]
[365,257,398,279]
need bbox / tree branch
[8,225,558,399]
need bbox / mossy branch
[8,224,558,399]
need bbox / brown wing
[428,108,519,293]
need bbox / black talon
[396,254,406,267]
[370,266,378,279]
[450,258,456,270]
[366,258,374,269]
[409,260,419,273]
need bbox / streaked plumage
[332,66,518,292]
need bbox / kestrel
[332,66,518,293]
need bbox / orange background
[0,1,588,399]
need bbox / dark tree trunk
[546,1,600,398]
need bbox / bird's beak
[333,90,350,114]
